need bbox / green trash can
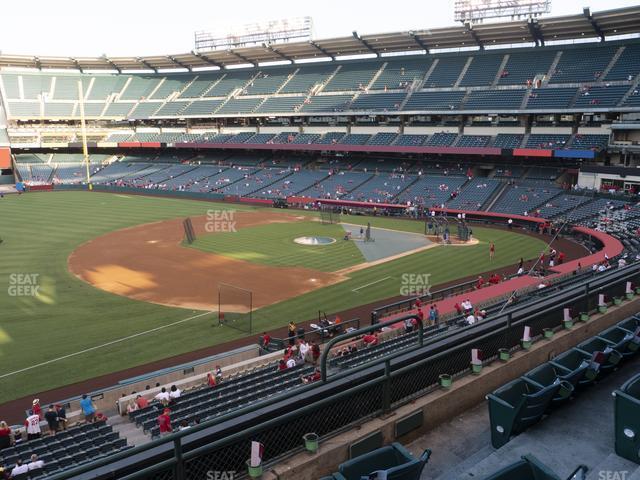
[439,374,453,389]
[303,433,319,453]
[246,460,263,478]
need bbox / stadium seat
[522,363,576,406]
[613,372,640,464]
[480,454,587,480]
[549,349,599,389]
[328,443,431,480]
[597,325,640,359]
[487,377,561,448]
[574,337,623,374]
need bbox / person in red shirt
[158,408,172,435]
[135,395,149,409]
[416,308,424,324]
[32,399,42,419]
[414,297,422,309]
[278,359,287,371]
[454,303,463,315]
[362,333,378,346]
[261,332,271,349]
[207,373,216,387]
[476,276,485,289]
[489,242,495,260]
[558,252,565,265]
[302,369,322,384]
[0,421,12,449]
[311,341,320,364]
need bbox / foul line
[352,276,393,292]
[0,310,214,380]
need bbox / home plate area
[340,223,433,263]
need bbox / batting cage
[319,206,339,225]
[217,283,253,334]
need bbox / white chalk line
[352,276,393,292]
[0,310,214,380]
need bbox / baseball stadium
[1,1,640,479]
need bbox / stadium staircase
[483,181,509,212]
[454,57,474,88]
[544,51,564,86]
[600,46,626,81]
[491,54,510,87]
[620,74,640,105]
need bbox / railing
[261,317,361,353]
[46,263,640,480]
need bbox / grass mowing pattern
[190,221,364,271]
[0,192,547,404]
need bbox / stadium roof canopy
[1,5,639,72]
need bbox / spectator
[135,395,149,409]
[44,405,58,435]
[215,365,223,382]
[27,454,44,471]
[287,321,296,346]
[0,422,12,449]
[362,332,378,346]
[32,399,42,419]
[454,302,463,315]
[11,460,29,477]
[261,332,271,349]
[126,400,139,415]
[301,368,322,384]
[466,313,476,325]
[286,356,296,369]
[178,420,190,431]
[157,408,172,436]
[79,394,96,423]
[489,242,495,260]
[169,385,181,401]
[278,359,287,371]
[299,340,310,361]
[311,341,320,364]
[207,372,217,387]
[0,464,9,480]
[155,387,170,406]
[24,410,41,440]
[55,404,67,431]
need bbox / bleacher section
[549,45,618,83]
[447,178,501,209]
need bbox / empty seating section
[227,132,255,144]
[120,76,161,100]
[394,134,428,146]
[179,74,224,98]
[425,132,458,146]
[300,170,372,198]
[493,134,524,148]
[564,198,627,222]
[206,71,253,97]
[245,133,275,144]
[371,59,430,90]
[216,97,263,115]
[300,94,353,112]
[459,54,504,86]
[105,133,132,143]
[255,96,305,113]
[103,102,135,117]
[22,75,52,99]
[367,132,397,145]
[323,63,380,92]
[181,99,224,116]
[270,132,298,144]
[280,65,336,93]
[424,56,468,87]
[606,44,640,80]
[0,420,129,478]
[252,170,328,198]
[1,74,21,98]
[9,102,41,117]
[127,102,162,119]
[243,68,293,95]
[571,134,609,150]
[216,168,294,195]
[291,133,321,144]
[498,49,557,85]
[550,45,617,83]
[573,85,628,108]
[315,132,346,144]
[491,184,561,215]
[527,167,560,181]
[155,101,190,117]
[345,173,417,202]
[350,92,406,111]
[205,133,234,144]
[89,76,127,100]
[151,76,191,99]
[397,175,466,206]
[206,166,262,193]
[447,178,500,209]
[526,88,577,109]
[623,89,640,107]
[536,194,592,218]
[89,161,152,183]
[403,91,465,111]
[340,134,370,145]
[161,165,224,190]
[81,103,106,116]
[464,89,526,110]
[456,135,491,147]
[44,103,74,116]
[53,76,91,100]
[525,134,570,149]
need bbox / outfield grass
[190,221,364,271]
[0,192,547,404]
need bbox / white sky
[0,0,637,57]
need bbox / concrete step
[628,465,640,480]
[586,453,640,480]
[108,411,152,447]
[433,444,495,480]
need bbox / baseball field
[0,191,548,405]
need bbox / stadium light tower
[454,0,551,23]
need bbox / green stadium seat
[480,454,587,480]
[574,337,623,374]
[487,377,561,448]
[614,373,640,465]
[522,363,576,406]
[598,326,640,359]
[549,348,599,388]
[327,443,431,480]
